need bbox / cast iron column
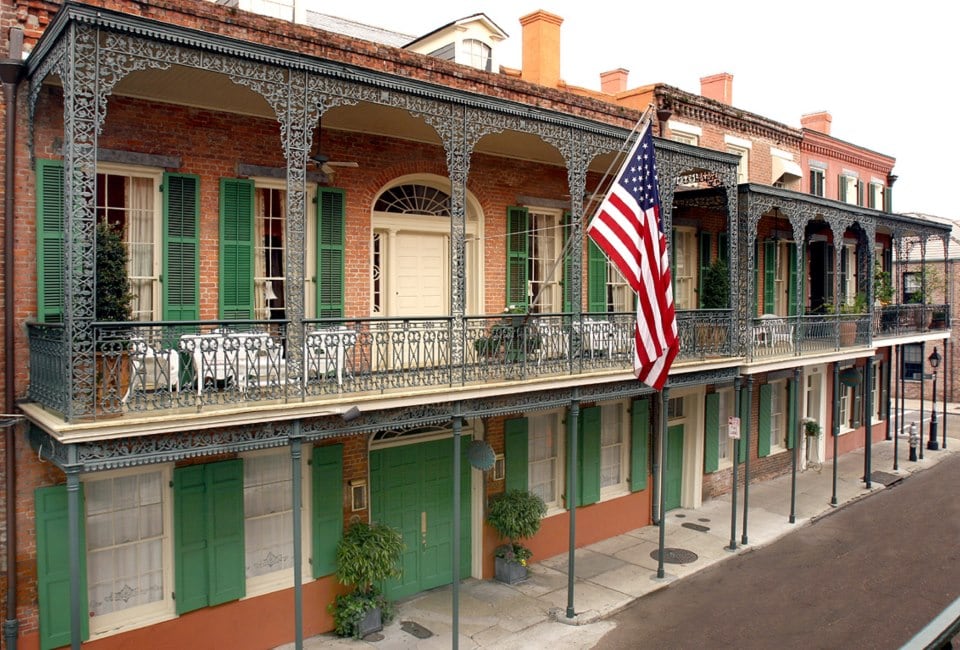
[741,377,753,545]
[657,387,670,579]
[291,428,303,650]
[566,396,579,619]
[728,378,741,551]
[832,364,840,505]
[790,368,801,523]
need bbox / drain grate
[681,522,710,533]
[870,471,903,487]
[650,547,699,564]
[401,620,434,639]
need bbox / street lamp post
[928,347,941,451]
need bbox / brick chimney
[801,111,832,135]
[520,10,563,88]
[700,72,733,105]
[600,68,629,94]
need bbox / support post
[741,377,753,545]
[452,403,463,646]
[565,396,580,619]
[864,361,873,489]
[657,387,669,579]
[290,427,303,650]
[832,363,840,505]
[66,465,82,650]
[728,378,741,551]
[920,341,925,460]
[790,368,801,523]
[944,339,949,450]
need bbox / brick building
[0,1,950,649]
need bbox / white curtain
[244,453,293,578]
[127,177,155,321]
[254,190,267,319]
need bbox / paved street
[597,452,960,650]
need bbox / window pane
[244,453,293,579]
[600,404,623,488]
[528,414,559,505]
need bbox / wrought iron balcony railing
[26,311,737,420]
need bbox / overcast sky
[303,0,956,219]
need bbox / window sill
[89,605,176,640]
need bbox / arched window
[463,39,492,72]
[374,184,451,216]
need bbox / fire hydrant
[909,421,919,462]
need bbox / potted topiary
[487,489,546,584]
[94,221,134,413]
[328,520,404,639]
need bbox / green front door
[370,437,471,601]
[663,425,684,511]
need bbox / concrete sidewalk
[289,399,959,650]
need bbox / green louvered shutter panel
[312,444,343,579]
[587,239,607,314]
[206,459,245,607]
[763,240,776,313]
[36,160,65,324]
[857,181,864,206]
[506,207,529,310]
[36,484,89,650]
[884,185,892,212]
[704,393,720,473]
[758,384,772,458]
[698,232,711,308]
[317,188,345,318]
[578,406,601,506]
[504,417,529,492]
[562,212,573,313]
[788,244,799,316]
[718,232,729,266]
[671,228,677,294]
[163,173,200,321]
[219,178,255,320]
[753,240,759,317]
[838,175,847,202]
[853,382,863,428]
[738,390,748,462]
[787,379,797,450]
[174,464,210,614]
[630,398,650,491]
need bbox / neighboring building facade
[0,2,951,650]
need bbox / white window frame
[95,163,163,321]
[599,401,630,499]
[461,38,492,71]
[527,209,565,313]
[724,136,752,184]
[839,383,854,434]
[809,167,825,197]
[840,173,858,205]
[252,179,288,321]
[84,465,174,639]
[528,410,565,514]
[769,380,788,452]
[668,120,701,146]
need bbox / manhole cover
[401,621,433,639]
[649,548,699,564]
[682,522,710,533]
[870,471,903,487]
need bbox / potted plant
[497,305,541,363]
[328,520,404,639]
[698,257,730,349]
[94,221,134,412]
[487,489,546,584]
[802,417,821,437]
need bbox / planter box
[494,556,528,584]
[357,606,383,638]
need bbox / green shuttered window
[630,398,650,491]
[163,173,200,321]
[504,417,529,492]
[704,392,720,473]
[36,160,66,324]
[219,178,255,320]
[312,444,344,579]
[506,207,529,310]
[578,406,601,506]
[317,188,346,318]
[173,459,245,615]
[758,383,772,458]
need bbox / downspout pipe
[2,27,24,650]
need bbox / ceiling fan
[310,120,359,175]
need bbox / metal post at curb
[452,406,462,647]
[67,463,82,650]
[831,363,839,506]
[894,345,900,470]
[920,341,925,460]
[909,422,919,462]
[928,347,941,451]
[657,387,669,579]
[565,397,579,619]
[729,378,741,551]
[790,368,800,523]
[741,377,753,545]
[864,361,873,489]
[291,428,304,650]
[943,338,949,450]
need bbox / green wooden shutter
[504,417,529,492]
[857,180,864,207]
[718,232,729,266]
[838,175,847,202]
[163,173,200,321]
[853,381,863,428]
[578,406,601,506]
[630,398,650,491]
[174,459,244,615]
[788,244,798,316]
[206,459,245,607]
[884,185,892,212]
[704,393,720,473]
[36,160,66,324]
[506,207,529,310]
[787,379,797,450]
[174,464,210,614]
[219,178,255,320]
[753,240,759,317]
[738,389,748,462]
[763,240,776,313]
[312,444,343,579]
[758,384,772,458]
[587,239,607,314]
[698,232,712,308]
[35,484,89,650]
[317,188,345,318]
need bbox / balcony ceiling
[62,65,604,170]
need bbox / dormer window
[463,39,492,72]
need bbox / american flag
[586,122,678,390]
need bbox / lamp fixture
[929,346,941,369]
